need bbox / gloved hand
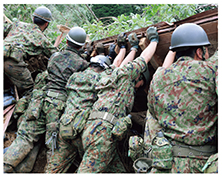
[146,26,159,43]
[117,32,127,48]
[128,32,139,49]
[108,44,117,62]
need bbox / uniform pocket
[128,135,144,161]
[111,115,132,141]
[151,143,173,169]
[60,113,76,140]
[26,89,45,121]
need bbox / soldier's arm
[112,48,126,67]
[42,40,58,58]
[140,27,159,64]
[140,41,158,64]
[119,33,139,67]
[120,49,137,67]
[162,51,176,68]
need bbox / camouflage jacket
[46,46,89,97]
[4,21,57,60]
[60,67,101,131]
[92,57,147,119]
[147,51,218,146]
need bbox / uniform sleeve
[42,40,58,58]
[215,70,218,95]
[81,59,89,71]
[207,50,218,95]
[207,50,218,64]
[123,56,147,81]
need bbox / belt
[46,90,66,101]
[172,143,217,157]
[88,111,118,125]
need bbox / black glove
[108,44,117,62]
[128,32,139,49]
[117,32,127,48]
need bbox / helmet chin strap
[202,46,206,61]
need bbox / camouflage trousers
[4,57,34,97]
[4,97,65,172]
[46,134,84,173]
[150,157,208,173]
[77,120,126,173]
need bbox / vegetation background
[4,4,217,49]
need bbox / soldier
[77,26,158,173]
[46,54,111,173]
[3,27,89,172]
[4,6,57,98]
[145,23,218,173]
[46,32,140,173]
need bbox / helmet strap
[202,46,206,61]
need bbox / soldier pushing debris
[3,6,218,173]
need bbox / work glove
[128,32,139,50]
[146,26,159,43]
[107,44,117,62]
[117,32,127,48]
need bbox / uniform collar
[66,46,79,54]
[178,56,194,62]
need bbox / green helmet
[90,55,111,69]
[33,6,52,22]
[169,23,211,51]
[66,27,86,46]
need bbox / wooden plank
[4,104,15,116]
[3,86,18,133]
[4,104,15,134]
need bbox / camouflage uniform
[4,70,48,173]
[46,67,101,173]
[77,57,147,173]
[4,21,57,97]
[201,153,218,173]
[145,51,218,173]
[4,46,88,172]
[44,46,88,158]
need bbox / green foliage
[143,4,197,23]
[83,13,152,41]
[92,4,146,18]
[4,4,216,43]
[4,4,35,23]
